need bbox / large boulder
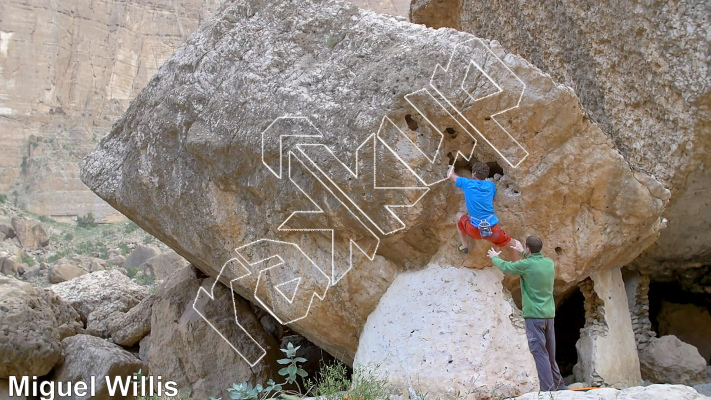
[0,277,61,378]
[409,0,711,291]
[108,295,155,347]
[143,251,189,280]
[147,265,280,399]
[48,263,88,283]
[639,335,707,385]
[0,224,15,240]
[10,217,49,250]
[51,334,147,400]
[38,287,83,340]
[354,253,538,398]
[50,270,148,338]
[0,256,18,277]
[123,244,161,270]
[81,0,667,364]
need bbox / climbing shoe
[457,244,469,254]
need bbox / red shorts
[458,215,512,247]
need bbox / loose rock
[50,270,148,338]
[0,277,61,378]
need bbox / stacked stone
[579,278,608,337]
[629,274,657,349]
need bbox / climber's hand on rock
[510,239,525,253]
[447,165,456,182]
[487,248,501,259]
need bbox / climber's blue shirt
[455,176,499,226]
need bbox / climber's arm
[447,166,459,183]
[487,248,528,276]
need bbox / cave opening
[554,286,587,376]
[485,161,504,178]
[648,278,711,365]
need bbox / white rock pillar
[574,266,642,387]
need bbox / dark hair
[471,162,489,180]
[526,236,543,253]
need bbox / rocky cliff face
[0,0,408,223]
[409,0,711,274]
[0,0,223,221]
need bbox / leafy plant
[143,235,155,244]
[46,249,69,264]
[119,242,131,256]
[21,254,35,267]
[125,267,140,279]
[305,361,350,400]
[348,366,388,400]
[278,342,309,385]
[220,342,309,400]
[38,215,53,223]
[125,221,139,233]
[63,232,74,241]
[77,212,97,229]
[0,193,6,203]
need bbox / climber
[487,236,567,392]
[447,162,512,254]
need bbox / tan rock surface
[658,302,711,363]
[0,0,223,221]
[0,277,61,378]
[81,0,668,363]
[639,335,707,385]
[148,266,280,399]
[409,0,711,273]
[11,217,49,250]
[38,287,84,340]
[50,270,148,338]
[354,254,538,398]
[48,263,88,283]
[52,334,147,400]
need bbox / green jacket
[492,252,555,319]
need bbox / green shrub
[38,215,53,223]
[63,232,74,241]
[125,267,139,279]
[0,194,7,203]
[21,254,35,267]
[305,361,350,400]
[143,236,154,245]
[45,250,68,264]
[125,221,139,233]
[118,242,130,256]
[77,213,97,229]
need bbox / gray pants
[525,318,566,391]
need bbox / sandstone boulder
[143,251,189,280]
[89,259,106,272]
[108,295,155,347]
[11,217,49,250]
[516,384,708,400]
[52,334,146,400]
[0,256,18,277]
[48,263,88,283]
[81,0,667,363]
[0,224,14,240]
[354,253,538,398]
[0,277,61,378]
[38,287,83,340]
[639,335,707,385]
[123,244,161,270]
[657,301,711,363]
[148,265,280,399]
[409,0,711,300]
[50,270,148,338]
